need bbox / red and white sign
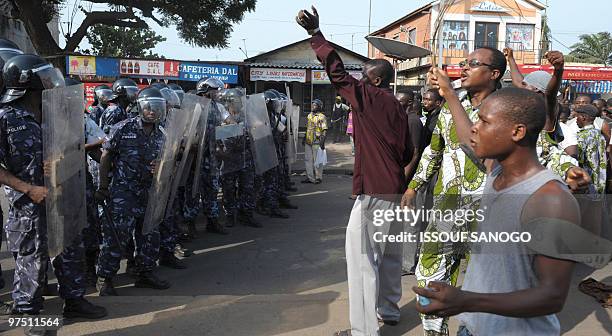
[119,59,180,77]
[84,82,148,109]
[250,68,306,82]
[311,70,363,84]
[445,64,612,81]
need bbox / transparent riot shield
[42,84,87,257]
[216,91,248,175]
[192,97,211,198]
[286,99,298,164]
[246,93,279,175]
[168,94,202,207]
[142,96,193,234]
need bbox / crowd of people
[298,5,609,336]
[0,37,308,335]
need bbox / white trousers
[304,143,323,182]
[345,195,403,336]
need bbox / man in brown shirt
[298,7,412,336]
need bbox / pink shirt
[346,111,353,135]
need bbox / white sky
[59,0,611,61]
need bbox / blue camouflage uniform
[100,104,127,134]
[83,116,105,253]
[261,114,284,210]
[97,117,164,278]
[221,133,256,216]
[88,105,105,126]
[199,102,222,219]
[0,106,87,314]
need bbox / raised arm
[503,48,525,88]
[544,51,565,131]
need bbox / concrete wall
[0,15,60,54]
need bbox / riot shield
[142,96,193,234]
[246,93,279,175]
[168,94,202,207]
[42,84,87,257]
[192,97,211,198]
[216,92,248,175]
[286,99,298,164]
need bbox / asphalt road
[0,174,610,335]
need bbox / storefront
[65,55,243,107]
[244,38,369,124]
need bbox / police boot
[285,185,298,192]
[174,243,192,258]
[63,297,107,319]
[269,208,289,219]
[279,198,298,209]
[135,272,171,290]
[159,250,187,269]
[226,210,238,227]
[206,218,228,235]
[187,221,198,239]
[85,250,98,287]
[0,301,14,315]
[24,315,53,336]
[96,277,117,296]
[125,259,138,278]
[239,211,263,228]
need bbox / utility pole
[368,0,372,34]
[352,34,355,50]
[242,39,248,58]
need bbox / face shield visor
[96,88,114,105]
[160,87,181,108]
[28,64,65,89]
[124,85,139,103]
[138,97,166,124]
[173,89,185,104]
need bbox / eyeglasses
[459,59,493,69]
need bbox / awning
[563,80,612,94]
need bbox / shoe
[348,195,357,200]
[314,179,322,184]
[174,244,192,258]
[377,315,399,326]
[269,209,289,219]
[125,260,138,278]
[178,233,193,243]
[333,330,352,336]
[226,210,238,227]
[134,272,171,290]
[187,221,198,239]
[206,218,228,235]
[0,301,14,315]
[96,277,117,296]
[255,205,269,216]
[301,179,313,184]
[279,198,298,209]
[239,212,263,228]
[63,297,107,319]
[159,251,187,270]
[85,250,98,287]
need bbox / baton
[98,198,125,255]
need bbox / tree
[4,0,256,57]
[568,32,612,65]
[83,24,166,58]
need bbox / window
[506,24,535,51]
[408,28,417,44]
[392,33,400,40]
[475,22,499,49]
[442,21,469,50]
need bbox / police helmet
[93,84,113,105]
[168,83,185,103]
[112,78,139,103]
[137,87,166,124]
[196,77,224,96]
[0,39,23,90]
[1,54,65,104]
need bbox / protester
[396,91,423,182]
[331,95,350,143]
[574,104,608,194]
[347,107,354,156]
[302,98,328,184]
[414,88,581,336]
[298,6,412,336]
[421,89,443,144]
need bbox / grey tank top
[458,166,564,336]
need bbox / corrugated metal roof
[247,62,363,70]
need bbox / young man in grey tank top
[413,88,580,335]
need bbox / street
[0,166,610,335]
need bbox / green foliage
[568,32,612,65]
[83,25,166,58]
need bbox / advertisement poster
[312,70,363,84]
[120,59,180,78]
[68,56,96,76]
[250,68,306,82]
[179,63,239,83]
[442,21,469,50]
[506,24,534,51]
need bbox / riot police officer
[0,54,107,332]
[195,77,229,234]
[99,78,138,133]
[88,84,113,125]
[96,87,171,295]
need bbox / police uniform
[99,104,127,134]
[0,106,87,312]
[220,133,256,221]
[96,117,164,278]
[199,102,222,221]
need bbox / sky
[59,0,611,62]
